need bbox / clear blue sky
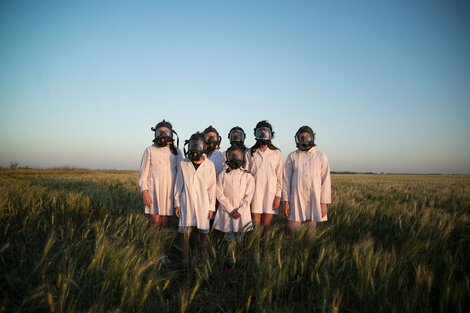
[1,0,469,173]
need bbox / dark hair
[154,119,173,130]
[253,120,274,137]
[203,125,219,137]
[249,141,279,156]
[190,131,206,142]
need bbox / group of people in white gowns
[139,119,331,262]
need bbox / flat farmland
[1,170,468,312]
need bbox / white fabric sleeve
[174,161,184,207]
[244,150,253,172]
[282,154,293,201]
[176,149,183,172]
[239,173,255,213]
[275,151,283,198]
[320,154,332,204]
[207,163,217,211]
[138,147,151,192]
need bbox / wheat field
[0,169,469,312]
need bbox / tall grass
[0,170,469,312]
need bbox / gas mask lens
[155,127,171,138]
[189,139,205,153]
[187,138,205,161]
[229,130,244,142]
[255,127,272,140]
[204,133,219,151]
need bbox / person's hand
[175,207,181,218]
[272,196,281,211]
[231,210,241,219]
[142,190,152,207]
[283,201,290,217]
[208,210,214,219]
[321,203,328,218]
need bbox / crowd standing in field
[139,119,331,262]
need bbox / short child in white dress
[175,132,216,263]
[213,145,255,234]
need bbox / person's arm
[273,151,283,210]
[320,154,331,217]
[282,154,293,217]
[238,173,255,214]
[207,163,217,218]
[216,172,235,214]
[139,148,152,207]
[174,161,184,217]
[244,150,252,172]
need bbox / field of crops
[0,169,469,312]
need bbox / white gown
[282,147,331,222]
[213,168,255,232]
[207,149,226,175]
[245,148,283,214]
[139,145,183,215]
[174,158,217,231]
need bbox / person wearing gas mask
[203,125,225,175]
[174,132,217,264]
[245,120,283,230]
[227,126,247,151]
[282,126,331,236]
[139,120,182,230]
[224,126,248,170]
[203,125,225,228]
[213,145,255,234]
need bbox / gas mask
[205,135,221,152]
[203,126,221,153]
[153,127,172,147]
[255,127,272,145]
[295,127,315,151]
[228,128,246,147]
[151,120,180,152]
[184,135,206,162]
[226,146,245,170]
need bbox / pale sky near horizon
[1,0,469,173]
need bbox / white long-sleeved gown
[282,147,331,222]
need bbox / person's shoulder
[287,150,298,158]
[273,148,283,155]
[242,168,252,175]
[204,157,216,168]
[242,169,254,181]
[313,147,328,160]
[180,158,191,166]
[149,145,171,153]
